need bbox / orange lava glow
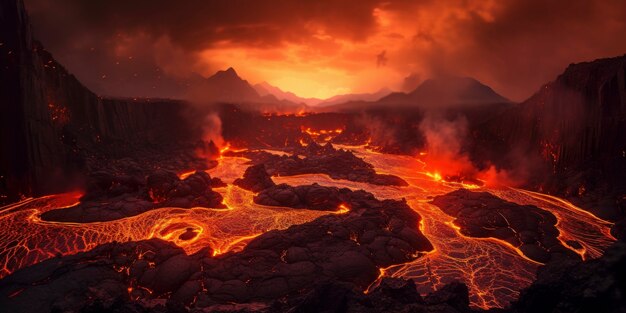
[0,156,331,279]
[0,146,615,309]
[301,126,344,142]
[419,170,481,190]
[424,171,442,182]
[219,143,231,155]
[177,170,198,180]
[273,145,615,309]
[333,204,351,214]
[263,109,310,117]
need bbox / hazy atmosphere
[25,0,626,100]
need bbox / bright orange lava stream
[0,153,330,280]
[0,145,615,310]
[274,144,615,309]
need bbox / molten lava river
[0,146,615,309]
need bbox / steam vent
[1,0,626,312]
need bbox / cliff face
[484,55,626,215]
[0,0,196,202]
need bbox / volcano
[199,67,261,103]
[1,1,625,312]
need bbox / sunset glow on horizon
[25,0,626,101]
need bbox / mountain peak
[210,67,241,80]
[409,75,509,105]
[376,75,509,107]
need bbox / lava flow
[302,126,344,142]
[273,144,615,309]
[0,154,332,279]
[0,146,615,309]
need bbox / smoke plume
[419,113,522,187]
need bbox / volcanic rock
[254,183,348,211]
[432,189,578,263]
[233,163,276,192]
[508,241,626,313]
[0,186,433,312]
[0,0,203,204]
[243,142,408,186]
[149,171,224,208]
[278,278,474,313]
[41,170,225,222]
[477,55,626,219]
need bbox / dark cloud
[25,0,384,98]
[393,0,626,100]
[27,0,381,49]
[24,0,626,100]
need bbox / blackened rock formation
[147,170,225,208]
[240,142,408,186]
[40,170,225,222]
[0,0,200,204]
[254,183,348,211]
[196,196,433,305]
[0,239,197,313]
[233,163,276,192]
[278,278,474,313]
[0,188,433,312]
[234,160,403,211]
[432,189,578,263]
[508,241,626,313]
[478,55,626,219]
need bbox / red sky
[25,0,626,101]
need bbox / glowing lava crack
[0,146,615,310]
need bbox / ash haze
[24,0,626,101]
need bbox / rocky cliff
[0,0,197,203]
[483,55,626,218]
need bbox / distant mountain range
[253,81,393,107]
[188,67,508,113]
[253,81,324,106]
[187,68,394,111]
[186,67,307,113]
[319,76,511,112]
[379,76,509,106]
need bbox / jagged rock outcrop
[508,241,626,313]
[0,0,200,203]
[233,164,276,192]
[479,55,626,219]
[254,183,348,211]
[40,170,225,222]
[237,142,409,186]
[432,189,578,263]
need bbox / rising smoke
[419,112,524,187]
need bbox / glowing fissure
[275,145,614,309]
[0,145,615,310]
[301,126,344,142]
[0,157,331,279]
